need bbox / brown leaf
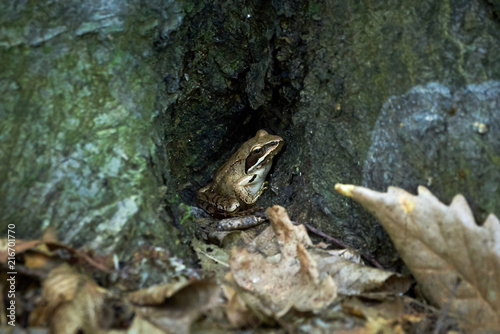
[130,280,220,334]
[24,251,52,269]
[248,225,281,257]
[228,205,337,317]
[223,273,263,328]
[120,315,166,334]
[0,237,112,273]
[0,239,42,263]
[342,296,404,322]
[265,205,313,258]
[223,271,279,328]
[313,249,410,296]
[32,263,111,333]
[335,184,500,330]
[249,208,410,297]
[128,280,192,305]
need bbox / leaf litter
[2,185,499,333]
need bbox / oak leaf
[335,184,500,330]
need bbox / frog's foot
[234,206,264,216]
[260,181,269,192]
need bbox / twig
[434,277,461,334]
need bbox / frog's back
[211,158,243,195]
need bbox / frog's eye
[251,146,263,155]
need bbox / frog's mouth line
[246,140,283,173]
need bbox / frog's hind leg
[196,185,212,210]
[216,197,240,214]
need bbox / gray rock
[364,81,500,221]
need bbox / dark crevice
[153,0,312,224]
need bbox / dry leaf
[247,225,281,257]
[228,205,337,317]
[266,205,313,257]
[32,263,111,333]
[0,239,42,263]
[342,296,404,322]
[243,214,410,297]
[118,315,166,334]
[128,279,191,305]
[229,246,337,317]
[313,250,410,296]
[335,184,500,331]
[222,273,263,328]
[0,237,112,273]
[130,280,220,334]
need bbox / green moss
[179,203,193,225]
[42,45,53,54]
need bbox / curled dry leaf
[335,183,500,331]
[228,205,337,318]
[128,279,192,305]
[244,216,409,297]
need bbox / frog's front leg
[234,175,265,205]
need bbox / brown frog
[197,129,284,218]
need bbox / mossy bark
[0,0,195,264]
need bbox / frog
[197,129,284,219]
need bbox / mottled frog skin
[197,129,284,217]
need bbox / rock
[364,81,500,222]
